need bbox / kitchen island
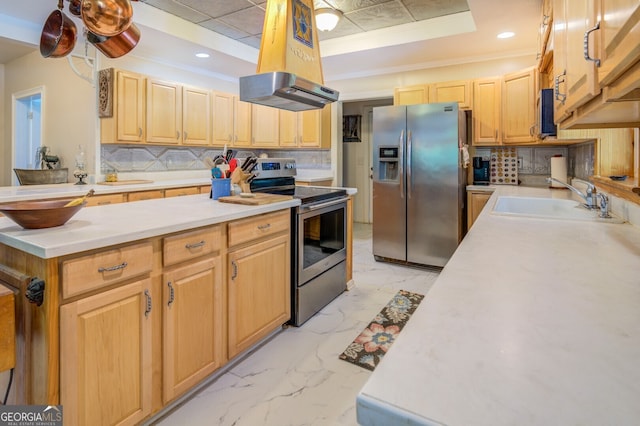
[357,185,640,425]
[0,192,300,425]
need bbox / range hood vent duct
[239,0,339,111]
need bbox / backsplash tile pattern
[568,141,595,180]
[101,145,332,173]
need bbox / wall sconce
[315,8,342,31]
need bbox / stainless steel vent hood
[240,72,339,112]
[239,0,339,111]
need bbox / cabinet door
[182,86,211,145]
[299,109,322,147]
[501,68,537,144]
[212,91,234,146]
[393,85,429,105]
[146,79,182,144]
[60,279,152,426]
[233,99,252,147]
[228,234,290,358]
[430,80,473,109]
[252,104,280,147]
[552,0,572,123]
[472,77,501,145]
[163,257,223,403]
[467,192,492,231]
[108,70,144,143]
[563,0,600,114]
[598,0,640,87]
[279,110,299,147]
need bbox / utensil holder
[211,178,231,200]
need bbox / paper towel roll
[550,156,568,187]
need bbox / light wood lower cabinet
[227,221,290,358]
[60,278,153,426]
[162,256,223,403]
[467,191,492,231]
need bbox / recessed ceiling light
[497,32,515,39]
[195,52,210,58]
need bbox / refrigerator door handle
[398,130,404,199]
[407,130,413,199]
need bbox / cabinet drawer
[165,187,199,198]
[128,190,163,202]
[62,242,153,298]
[228,210,289,247]
[163,226,222,266]
[85,193,125,207]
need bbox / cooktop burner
[293,186,347,204]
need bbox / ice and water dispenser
[377,146,399,181]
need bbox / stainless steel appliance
[250,158,348,326]
[372,103,468,268]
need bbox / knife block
[230,168,252,193]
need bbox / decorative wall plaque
[98,68,114,118]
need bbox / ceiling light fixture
[497,32,515,39]
[315,8,342,32]
[195,52,210,58]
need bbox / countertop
[357,185,640,426]
[294,169,334,183]
[0,194,300,259]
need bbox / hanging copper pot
[68,0,81,16]
[87,22,140,58]
[81,0,133,37]
[40,1,78,58]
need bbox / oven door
[297,197,347,286]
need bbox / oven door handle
[298,196,348,212]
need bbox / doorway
[341,99,393,223]
[12,87,44,185]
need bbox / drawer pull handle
[583,21,601,67]
[185,240,206,249]
[167,281,175,307]
[231,261,238,280]
[144,289,152,318]
[98,262,128,273]
[257,223,271,231]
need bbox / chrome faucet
[597,193,610,218]
[547,177,598,209]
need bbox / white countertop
[294,169,334,183]
[0,194,300,258]
[357,185,640,426]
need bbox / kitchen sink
[492,196,624,223]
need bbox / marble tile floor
[154,223,440,426]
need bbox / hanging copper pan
[81,0,133,37]
[87,22,140,58]
[40,1,77,58]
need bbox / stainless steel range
[250,158,348,326]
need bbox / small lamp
[315,8,342,32]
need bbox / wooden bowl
[0,199,86,229]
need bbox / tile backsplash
[101,145,332,173]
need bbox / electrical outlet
[517,157,523,170]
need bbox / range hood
[240,72,338,111]
[239,0,339,112]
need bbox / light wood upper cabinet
[146,79,182,144]
[472,77,501,145]
[501,67,537,144]
[182,86,211,145]
[146,80,211,145]
[162,256,223,403]
[430,80,473,109]
[279,107,330,148]
[233,98,253,147]
[597,0,640,88]
[394,85,429,105]
[251,104,280,147]
[212,91,235,146]
[100,69,145,144]
[60,279,153,426]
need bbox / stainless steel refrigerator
[372,102,468,267]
